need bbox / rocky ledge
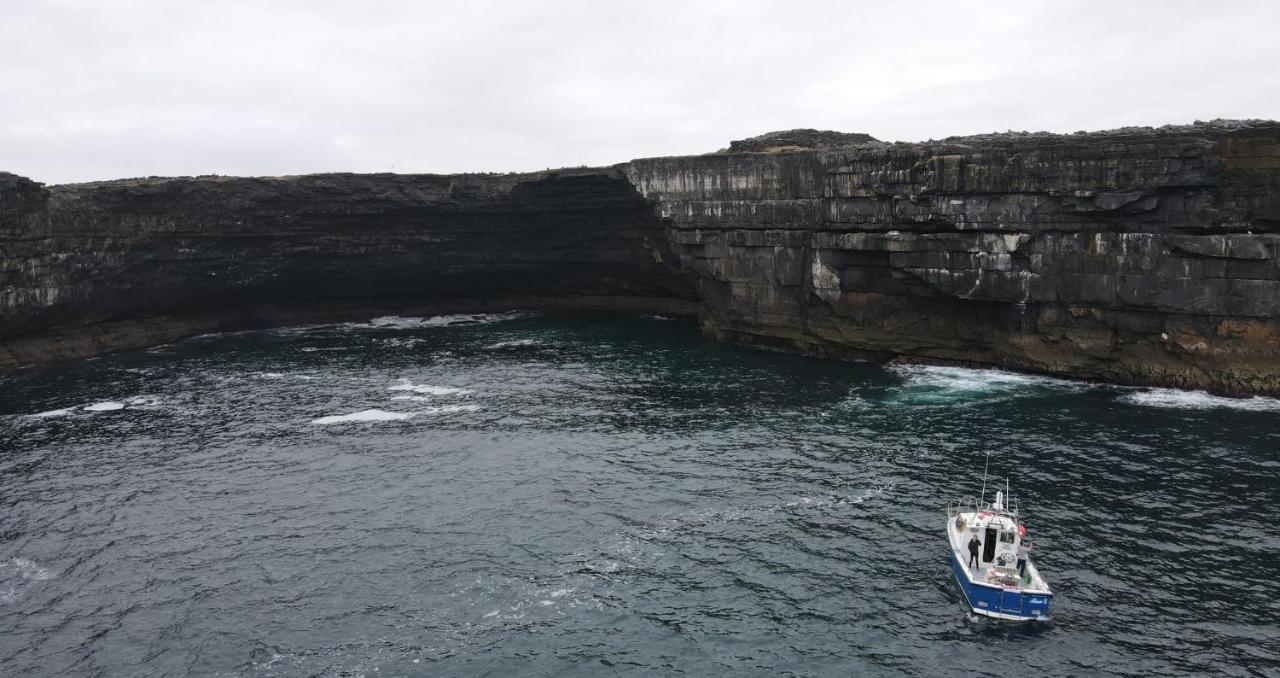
[3,119,1279,394]
[726,129,884,153]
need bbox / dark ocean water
[1,313,1277,677]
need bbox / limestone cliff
[626,120,1280,395]
[0,169,696,366]
[3,120,1279,394]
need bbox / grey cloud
[2,0,1277,184]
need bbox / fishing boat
[946,468,1052,621]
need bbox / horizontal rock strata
[626,120,1280,395]
[0,168,697,367]
[3,119,1279,394]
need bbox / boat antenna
[980,450,991,506]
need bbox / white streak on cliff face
[810,250,842,304]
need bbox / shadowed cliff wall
[0,168,696,366]
[3,120,1279,394]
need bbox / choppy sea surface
[1,313,1277,677]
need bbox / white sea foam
[483,339,543,349]
[422,405,481,414]
[891,365,1077,391]
[5,558,54,581]
[379,337,426,348]
[266,323,331,336]
[628,485,893,551]
[365,316,436,329]
[311,409,415,425]
[1120,388,1280,412]
[29,408,73,418]
[460,578,600,625]
[361,312,524,330]
[0,558,55,603]
[782,485,890,509]
[388,380,469,396]
[885,365,1081,406]
[83,401,126,412]
[387,398,480,411]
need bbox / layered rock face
[626,120,1280,395]
[0,169,695,367]
[3,120,1279,394]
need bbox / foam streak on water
[0,314,1276,676]
[311,409,415,425]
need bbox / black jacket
[967,537,980,554]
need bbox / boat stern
[950,552,1052,622]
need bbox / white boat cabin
[946,491,1050,593]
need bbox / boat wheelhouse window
[1000,532,1016,544]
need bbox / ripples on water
[0,313,1277,676]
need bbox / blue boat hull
[950,553,1052,621]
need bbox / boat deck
[946,512,1051,594]
[961,558,1048,592]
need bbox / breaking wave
[1120,388,1280,412]
[885,365,1081,405]
[358,313,525,330]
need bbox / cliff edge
[628,119,1280,395]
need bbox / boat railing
[947,496,1021,522]
[946,497,980,518]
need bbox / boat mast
[980,450,991,506]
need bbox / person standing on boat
[967,533,981,570]
[1017,540,1031,578]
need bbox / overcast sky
[3,0,1278,184]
